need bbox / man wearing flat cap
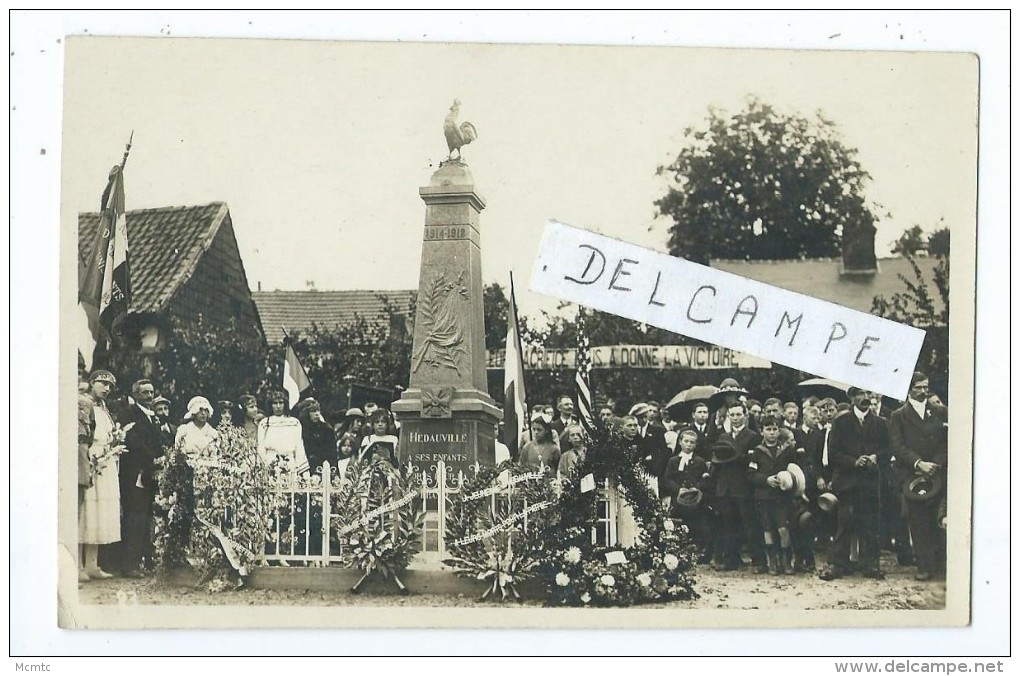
[819,385,889,581]
[630,402,670,481]
[889,371,948,581]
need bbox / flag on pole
[78,152,132,371]
[282,336,311,408]
[503,273,529,456]
[574,307,596,438]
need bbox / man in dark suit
[550,394,578,451]
[119,379,168,577]
[631,402,670,481]
[819,386,889,580]
[711,402,765,572]
[689,403,714,460]
[888,372,949,581]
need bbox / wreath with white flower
[541,425,700,607]
[153,421,277,592]
[443,462,560,601]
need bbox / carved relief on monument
[411,270,469,375]
[421,386,454,418]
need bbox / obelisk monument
[393,102,501,476]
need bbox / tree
[656,97,882,264]
[105,314,269,421]
[891,224,927,257]
[871,252,950,394]
[890,221,950,258]
[286,294,415,419]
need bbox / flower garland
[333,457,424,594]
[443,463,560,601]
[152,421,277,592]
[540,425,701,607]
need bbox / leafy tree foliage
[872,248,950,396]
[656,97,881,264]
[891,221,950,258]
[284,294,415,419]
[103,314,269,421]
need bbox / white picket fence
[258,460,619,568]
[260,460,478,568]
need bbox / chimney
[840,219,878,276]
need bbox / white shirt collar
[854,407,868,424]
[908,398,926,419]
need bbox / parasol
[796,377,851,402]
[665,385,719,422]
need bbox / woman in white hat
[79,370,125,580]
[174,396,219,461]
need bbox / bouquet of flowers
[87,421,135,485]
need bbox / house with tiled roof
[252,289,415,345]
[78,202,265,356]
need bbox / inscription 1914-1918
[424,225,469,241]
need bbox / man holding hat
[710,402,766,572]
[889,371,948,581]
[819,385,889,581]
[661,427,711,560]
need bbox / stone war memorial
[393,102,502,480]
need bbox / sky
[55,17,980,322]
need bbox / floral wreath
[153,421,276,593]
[333,457,424,594]
[540,425,701,607]
[443,462,560,601]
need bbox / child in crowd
[748,416,799,575]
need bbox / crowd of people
[76,366,948,586]
[513,374,949,583]
[76,368,402,582]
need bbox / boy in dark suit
[662,428,711,560]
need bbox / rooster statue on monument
[443,99,477,163]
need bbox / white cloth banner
[529,221,925,399]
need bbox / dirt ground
[77,551,945,611]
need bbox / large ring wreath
[333,457,425,594]
[540,425,701,607]
[443,462,560,601]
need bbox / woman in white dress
[257,390,309,474]
[79,370,124,579]
[175,396,219,462]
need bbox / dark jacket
[748,442,800,501]
[888,401,948,482]
[637,423,671,479]
[302,418,339,473]
[122,404,167,491]
[827,408,889,495]
[661,452,709,501]
[713,427,762,499]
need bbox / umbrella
[708,385,750,412]
[665,385,718,422]
[796,378,851,402]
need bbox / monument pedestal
[394,160,501,477]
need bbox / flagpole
[120,131,134,171]
[508,271,532,443]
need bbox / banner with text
[486,344,771,370]
[529,221,924,399]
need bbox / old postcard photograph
[10,10,1009,657]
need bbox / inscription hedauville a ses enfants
[530,221,925,399]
